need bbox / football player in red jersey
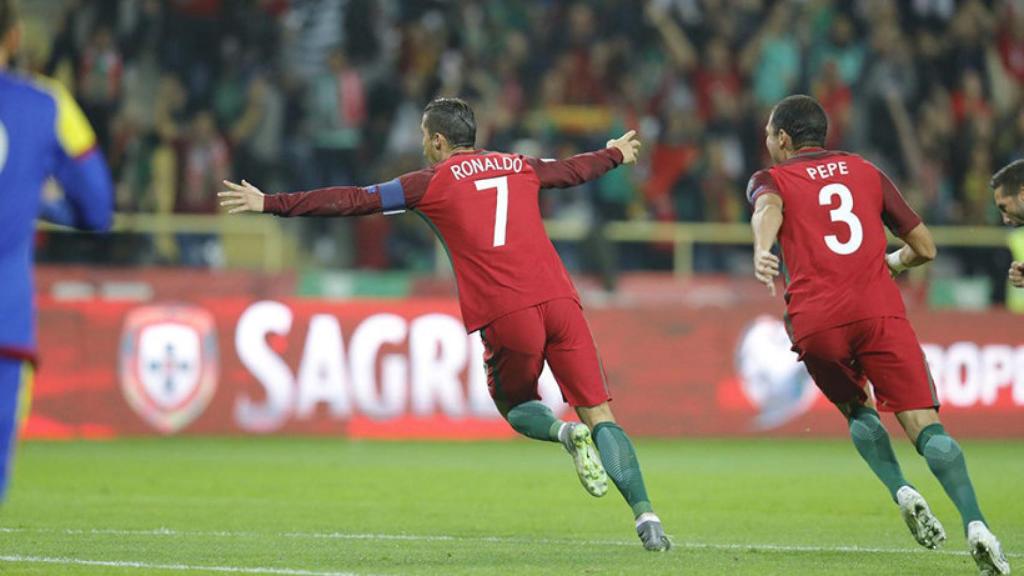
[219,98,670,551]
[748,95,1008,575]
[989,160,1024,288]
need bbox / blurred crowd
[16,0,1022,279]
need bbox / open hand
[607,130,642,164]
[754,249,780,297]
[218,180,265,214]
[1011,261,1024,288]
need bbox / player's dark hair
[423,97,476,149]
[990,159,1024,196]
[769,95,828,149]
[0,0,16,37]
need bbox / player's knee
[848,408,885,442]
[843,402,877,421]
[915,423,963,464]
[506,400,551,423]
[921,434,962,466]
[849,418,885,443]
[576,402,615,429]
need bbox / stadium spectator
[309,48,366,187]
[14,0,1017,290]
[176,110,229,267]
[76,25,121,153]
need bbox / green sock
[847,406,908,501]
[505,401,562,442]
[915,423,985,531]
[592,422,653,517]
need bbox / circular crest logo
[120,305,218,434]
[735,315,817,430]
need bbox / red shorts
[479,298,610,408]
[793,316,938,413]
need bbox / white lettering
[410,314,467,416]
[921,344,943,403]
[295,315,351,418]
[232,305,578,427]
[467,334,499,417]
[1016,347,1024,405]
[806,161,849,181]
[924,343,1024,408]
[980,345,1014,406]
[943,342,980,407]
[234,301,295,432]
[449,155,525,180]
[350,314,408,419]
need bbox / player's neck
[783,145,825,161]
[441,146,476,161]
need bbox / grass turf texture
[0,438,1019,575]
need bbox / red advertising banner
[28,297,1024,439]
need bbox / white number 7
[475,176,509,247]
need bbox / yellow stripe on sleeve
[18,362,33,429]
[33,75,97,158]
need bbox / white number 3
[818,183,863,255]
[475,176,509,247]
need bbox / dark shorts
[793,317,939,413]
[479,298,611,409]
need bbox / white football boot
[558,423,608,497]
[896,486,946,549]
[636,512,672,552]
[967,521,1011,575]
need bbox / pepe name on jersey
[804,160,850,181]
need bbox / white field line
[0,526,1020,559]
[0,555,367,576]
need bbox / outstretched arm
[645,2,698,71]
[218,180,268,213]
[751,193,783,296]
[220,169,433,217]
[528,130,641,188]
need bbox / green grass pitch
[0,437,1019,575]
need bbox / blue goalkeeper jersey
[0,71,113,362]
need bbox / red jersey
[746,149,922,342]
[264,147,624,332]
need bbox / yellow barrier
[40,215,1010,277]
[542,222,1010,277]
[38,214,287,273]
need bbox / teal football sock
[916,423,985,531]
[505,400,562,442]
[847,406,908,501]
[593,422,653,517]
